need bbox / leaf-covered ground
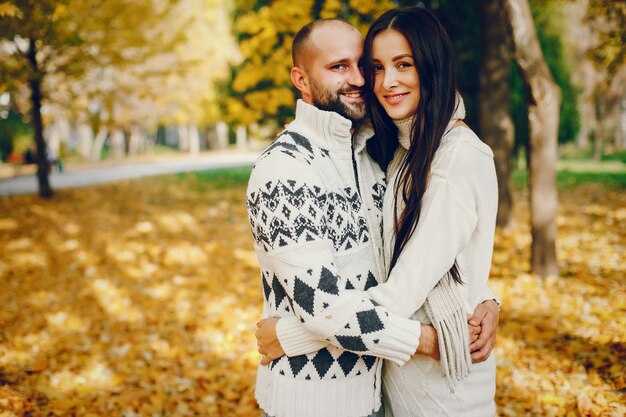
[0,170,624,416]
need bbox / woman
[361,7,497,416]
[257,7,498,416]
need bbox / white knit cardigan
[247,100,423,417]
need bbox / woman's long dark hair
[363,7,462,283]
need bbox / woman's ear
[291,67,312,101]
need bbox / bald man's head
[292,19,360,70]
[289,19,366,122]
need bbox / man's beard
[310,80,366,123]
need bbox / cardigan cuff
[276,316,329,356]
[372,317,422,366]
[481,286,501,310]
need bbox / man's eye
[332,64,348,70]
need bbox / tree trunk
[504,0,561,277]
[128,126,144,156]
[621,98,626,150]
[91,127,108,162]
[216,122,229,149]
[236,125,247,150]
[110,128,125,158]
[44,119,62,160]
[77,123,93,160]
[593,99,603,161]
[576,103,591,149]
[178,125,189,152]
[479,0,515,228]
[188,124,200,155]
[27,39,53,199]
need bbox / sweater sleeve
[366,139,496,319]
[366,174,477,319]
[247,158,421,365]
[480,285,501,307]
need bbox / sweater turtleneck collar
[289,99,354,156]
[394,116,414,150]
[392,92,466,150]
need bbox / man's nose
[348,65,365,87]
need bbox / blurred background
[0,0,624,416]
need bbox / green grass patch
[175,165,253,189]
[172,160,626,192]
[602,150,626,164]
[513,157,626,190]
[513,170,626,190]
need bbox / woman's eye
[373,64,384,72]
[398,62,412,69]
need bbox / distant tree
[587,0,626,75]
[585,0,626,153]
[0,0,236,197]
[479,0,515,228]
[531,0,580,145]
[504,0,561,278]
[0,1,165,197]
[426,0,482,130]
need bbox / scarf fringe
[424,273,472,393]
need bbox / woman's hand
[255,317,285,365]
[468,300,499,362]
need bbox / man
[246,19,498,417]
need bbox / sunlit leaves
[490,184,626,416]
[0,176,624,415]
[0,2,20,17]
[0,175,261,415]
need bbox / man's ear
[291,67,312,101]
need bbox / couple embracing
[246,6,500,417]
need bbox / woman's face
[372,29,420,120]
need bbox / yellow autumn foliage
[0,175,624,416]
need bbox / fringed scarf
[386,93,471,392]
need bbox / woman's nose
[383,70,398,89]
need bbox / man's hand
[255,317,285,365]
[416,322,480,361]
[416,324,440,360]
[468,300,499,363]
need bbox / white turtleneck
[386,95,467,178]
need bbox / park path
[0,151,260,197]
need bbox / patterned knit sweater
[246,100,422,417]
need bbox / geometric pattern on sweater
[269,346,376,381]
[258,260,385,382]
[371,182,385,212]
[258,130,329,167]
[247,180,370,252]
[247,180,327,252]
[326,187,369,250]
